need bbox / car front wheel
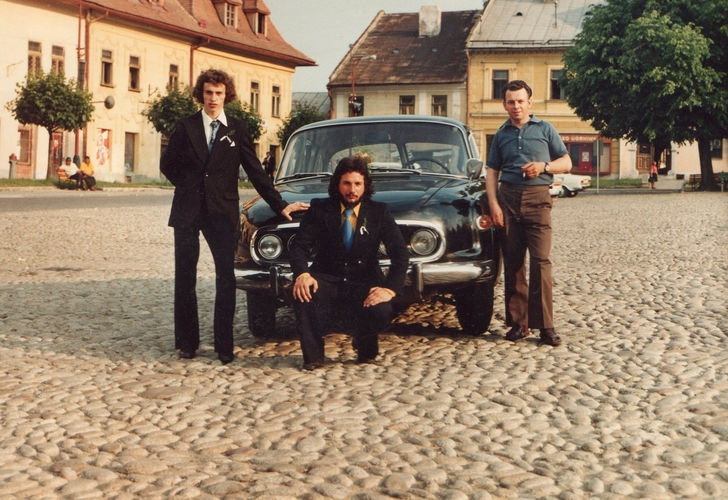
[246,291,277,338]
[454,281,495,335]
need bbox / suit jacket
[160,111,288,227]
[290,197,409,295]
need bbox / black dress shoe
[539,329,563,346]
[218,353,234,364]
[505,324,529,341]
[179,349,196,359]
[302,359,324,371]
[357,356,377,365]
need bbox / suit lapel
[189,112,209,163]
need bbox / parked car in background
[549,177,563,198]
[235,115,501,337]
[555,173,591,197]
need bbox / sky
[263,0,487,92]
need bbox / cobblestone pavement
[1,191,727,499]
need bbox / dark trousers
[293,275,394,363]
[69,172,82,188]
[173,212,236,355]
[498,183,553,329]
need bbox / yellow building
[0,0,314,181]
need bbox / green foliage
[224,100,263,141]
[276,103,328,150]
[5,70,93,133]
[142,85,199,137]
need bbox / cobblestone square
[1,190,726,499]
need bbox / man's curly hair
[192,69,237,105]
[328,157,375,202]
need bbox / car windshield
[277,121,472,180]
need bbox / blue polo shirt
[486,115,568,186]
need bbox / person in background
[61,157,83,189]
[649,161,658,189]
[263,151,275,181]
[485,80,572,347]
[160,68,308,364]
[289,157,409,370]
[80,155,96,191]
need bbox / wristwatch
[544,162,551,173]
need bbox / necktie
[208,120,219,153]
[342,208,354,251]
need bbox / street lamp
[349,54,376,117]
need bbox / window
[18,129,31,163]
[225,3,237,27]
[710,139,723,159]
[250,82,259,112]
[492,70,508,99]
[399,96,415,115]
[101,49,113,86]
[129,56,140,91]
[349,96,364,117]
[257,12,266,34]
[271,85,280,117]
[432,95,447,117]
[51,45,65,74]
[28,41,42,74]
[168,64,179,88]
[551,69,565,100]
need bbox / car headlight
[258,234,283,260]
[410,228,437,256]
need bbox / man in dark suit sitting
[160,69,308,364]
[290,157,409,370]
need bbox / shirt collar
[500,114,541,130]
[340,202,361,217]
[202,109,228,128]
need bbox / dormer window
[242,0,269,36]
[256,12,266,34]
[212,0,241,28]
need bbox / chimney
[419,6,441,37]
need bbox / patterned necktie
[342,208,354,251]
[208,120,219,153]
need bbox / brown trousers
[497,183,554,329]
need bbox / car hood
[244,174,478,225]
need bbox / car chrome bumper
[235,259,497,298]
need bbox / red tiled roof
[68,0,314,67]
[328,10,481,88]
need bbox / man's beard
[338,193,360,209]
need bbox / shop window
[349,96,364,117]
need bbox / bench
[719,172,728,192]
[56,167,78,189]
[686,173,722,191]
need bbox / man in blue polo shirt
[485,80,572,346]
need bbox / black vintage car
[235,115,500,337]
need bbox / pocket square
[229,141,236,147]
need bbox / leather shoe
[539,328,563,346]
[357,356,377,365]
[179,349,195,359]
[505,324,529,341]
[218,353,234,364]
[302,359,324,371]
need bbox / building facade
[327,7,481,125]
[0,0,314,181]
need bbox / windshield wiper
[369,166,421,174]
[278,172,332,182]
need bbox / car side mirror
[466,159,484,179]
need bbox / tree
[562,0,728,190]
[277,102,328,150]
[142,84,199,138]
[224,100,263,142]
[5,70,93,179]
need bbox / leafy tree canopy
[142,85,199,138]
[562,0,728,189]
[224,100,263,142]
[6,70,93,133]
[277,102,328,150]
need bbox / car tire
[246,291,277,338]
[568,190,578,197]
[559,187,567,198]
[454,281,495,335]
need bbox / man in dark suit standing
[161,69,308,364]
[290,157,409,370]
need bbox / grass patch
[1,178,254,189]
[594,178,643,187]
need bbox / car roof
[295,115,471,133]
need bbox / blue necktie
[208,120,219,153]
[342,208,354,251]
